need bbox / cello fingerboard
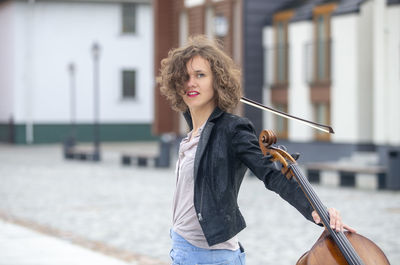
[290,164,365,265]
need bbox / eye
[196,73,205,78]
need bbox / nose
[186,74,196,88]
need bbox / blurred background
[0,0,399,264]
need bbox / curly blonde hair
[158,35,242,112]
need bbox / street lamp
[63,62,77,159]
[68,62,76,140]
[92,42,101,161]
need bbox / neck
[189,105,215,134]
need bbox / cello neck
[290,164,365,265]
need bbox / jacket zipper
[197,180,205,222]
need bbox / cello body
[297,230,390,265]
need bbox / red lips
[187,90,200,97]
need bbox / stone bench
[305,162,387,190]
[121,136,177,168]
[64,147,100,161]
[121,154,159,167]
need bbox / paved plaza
[0,143,399,265]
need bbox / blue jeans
[170,230,246,265]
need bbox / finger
[334,211,342,232]
[312,211,320,224]
[343,224,357,233]
[336,219,343,232]
[329,208,337,230]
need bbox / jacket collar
[183,107,224,130]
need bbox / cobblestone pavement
[0,143,399,265]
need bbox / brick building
[153,0,243,135]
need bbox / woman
[158,35,355,265]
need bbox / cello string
[291,165,358,263]
[291,165,362,264]
[291,165,329,220]
[337,231,364,264]
[294,165,365,265]
[291,165,358,264]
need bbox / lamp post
[64,63,75,159]
[68,62,76,141]
[63,62,77,159]
[92,42,101,161]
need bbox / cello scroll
[258,130,296,179]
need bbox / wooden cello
[258,130,390,265]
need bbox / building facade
[0,0,155,144]
[153,0,243,136]
[263,0,400,163]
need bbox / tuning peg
[291,153,300,161]
[278,145,287,151]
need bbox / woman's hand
[312,208,357,233]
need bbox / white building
[263,0,400,164]
[0,0,154,144]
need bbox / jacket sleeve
[231,118,315,223]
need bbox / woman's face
[182,55,216,113]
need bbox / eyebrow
[186,61,210,73]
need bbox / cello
[258,129,390,265]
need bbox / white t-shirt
[172,124,239,250]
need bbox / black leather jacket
[183,107,315,247]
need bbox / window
[122,3,136,34]
[317,15,327,80]
[312,3,336,83]
[122,70,136,99]
[274,103,288,139]
[276,21,287,83]
[314,103,330,141]
[269,10,293,139]
[272,10,293,86]
[310,3,336,142]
